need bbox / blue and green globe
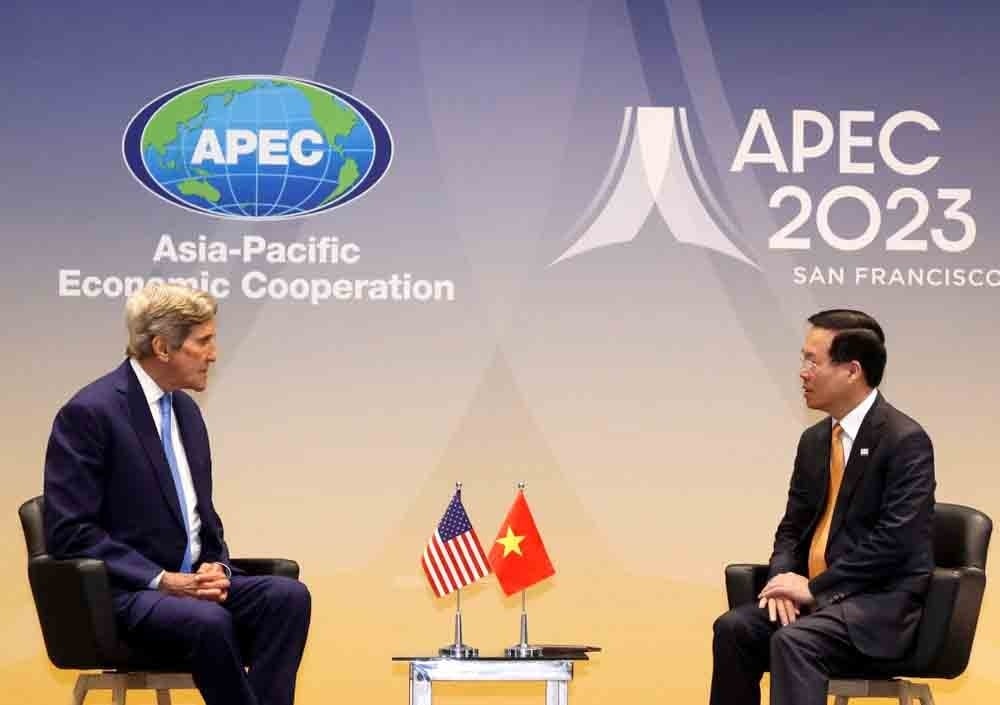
[125,77,391,219]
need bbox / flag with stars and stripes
[421,489,491,597]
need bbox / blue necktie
[159,393,193,572]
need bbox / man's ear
[151,336,170,362]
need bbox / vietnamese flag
[488,489,555,596]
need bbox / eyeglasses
[800,356,846,373]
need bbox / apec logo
[123,76,392,220]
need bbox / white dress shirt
[832,387,879,463]
[130,358,203,585]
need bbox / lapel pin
[860,448,869,457]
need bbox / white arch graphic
[552,107,757,269]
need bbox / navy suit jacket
[767,392,936,659]
[44,360,230,624]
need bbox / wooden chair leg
[897,680,913,705]
[828,677,935,705]
[111,682,126,705]
[70,675,89,705]
[913,683,935,705]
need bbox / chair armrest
[725,564,770,609]
[230,558,300,580]
[905,566,987,678]
[27,555,126,669]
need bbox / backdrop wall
[3,2,998,703]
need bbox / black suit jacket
[43,360,231,625]
[768,392,936,659]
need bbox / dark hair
[807,309,887,387]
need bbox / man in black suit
[710,309,935,705]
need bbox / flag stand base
[439,644,479,658]
[439,593,478,658]
[504,643,543,658]
[505,598,543,658]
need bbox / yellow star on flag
[496,526,525,557]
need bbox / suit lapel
[828,393,887,542]
[121,361,187,531]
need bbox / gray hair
[125,283,217,358]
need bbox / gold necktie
[808,423,844,579]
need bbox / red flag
[488,489,555,596]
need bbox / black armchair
[19,495,300,705]
[724,502,992,705]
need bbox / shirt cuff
[149,570,165,590]
[217,562,232,578]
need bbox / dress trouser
[121,575,311,705]
[710,601,865,705]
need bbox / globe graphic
[140,78,376,217]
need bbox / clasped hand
[757,572,814,626]
[159,562,230,602]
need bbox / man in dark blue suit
[710,310,936,705]
[44,283,311,705]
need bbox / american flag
[421,489,491,597]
